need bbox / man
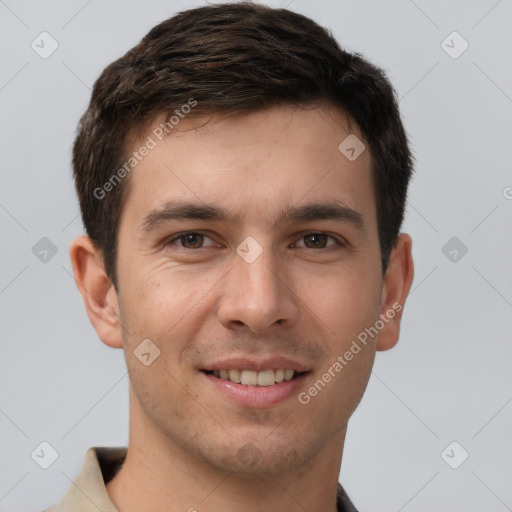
[47,2,414,511]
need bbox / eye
[165,232,220,249]
[294,232,343,249]
[163,231,344,251]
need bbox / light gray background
[1,1,511,511]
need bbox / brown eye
[303,233,328,248]
[296,233,339,249]
[179,233,204,249]
[166,232,218,250]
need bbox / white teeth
[228,369,241,383]
[210,368,300,386]
[257,369,276,387]
[240,370,258,386]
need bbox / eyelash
[164,231,346,251]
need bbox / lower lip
[201,372,309,408]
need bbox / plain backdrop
[1,1,511,511]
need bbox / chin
[198,439,312,477]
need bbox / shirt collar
[45,447,358,512]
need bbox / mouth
[200,362,311,408]
[199,356,312,407]
[203,368,308,387]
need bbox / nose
[216,245,299,334]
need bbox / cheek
[127,352,201,437]
[296,262,382,342]
[120,263,216,331]
[297,338,376,432]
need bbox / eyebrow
[139,199,365,233]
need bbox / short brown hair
[72,1,413,289]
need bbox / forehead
[121,104,376,229]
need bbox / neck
[106,391,346,512]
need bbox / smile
[202,370,310,408]
[206,369,305,387]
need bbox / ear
[376,233,414,351]
[69,235,123,349]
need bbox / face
[111,105,387,475]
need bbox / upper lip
[201,356,311,373]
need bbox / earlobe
[376,233,414,352]
[69,236,123,349]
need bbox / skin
[70,104,414,512]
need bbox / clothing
[44,447,358,511]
